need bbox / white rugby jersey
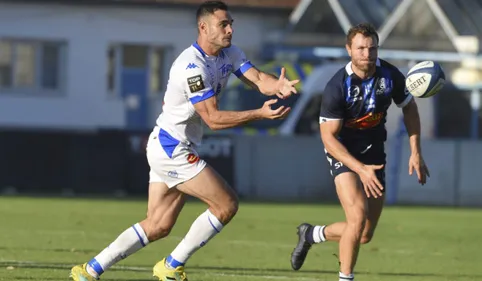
[155,42,254,147]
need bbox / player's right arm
[183,60,289,130]
[194,95,289,130]
[319,81,384,198]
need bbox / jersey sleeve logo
[187,74,205,93]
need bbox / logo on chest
[219,64,233,78]
[347,85,363,103]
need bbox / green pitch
[0,196,481,281]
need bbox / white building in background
[0,1,294,130]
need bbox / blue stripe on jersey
[192,42,206,57]
[189,89,215,104]
[344,76,353,102]
[158,129,180,158]
[234,61,254,77]
[87,258,104,275]
[362,78,375,98]
[380,66,394,96]
[362,77,376,112]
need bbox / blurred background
[0,0,481,206]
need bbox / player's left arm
[238,67,299,99]
[394,71,430,185]
[227,45,299,99]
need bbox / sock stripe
[87,258,104,275]
[319,225,326,242]
[339,277,354,280]
[131,225,146,247]
[166,254,185,267]
[207,216,220,233]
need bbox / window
[122,45,148,68]
[0,41,12,87]
[107,46,116,94]
[107,44,170,97]
[150,47,167,95]
[0,39,65,93]
[41,44,60,89]
[15,43,35,87]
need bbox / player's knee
[214,198,239,224]
[142,212,176,241]
[360,233,374,244]
[146,222,173,242]
[346,209,367,232]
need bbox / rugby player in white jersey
[70,1,299,280]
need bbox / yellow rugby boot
[70,263,99,281]
[153,258,188,281]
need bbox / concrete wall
[230,136,482,206]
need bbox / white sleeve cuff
[319,117,342,124]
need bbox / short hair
[196,1,229,22]
[346,23,379,46]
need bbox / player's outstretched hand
[409,153,430,185]
[358,164,384,198]
[259,99,291,120]
[275,67,300,99]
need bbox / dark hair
[196,1,229,22]
[346,22,379,46]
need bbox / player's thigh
[334,172,368,224]
[176,164,238,222]
[146,182,186,225]
[326,151,367,221]
[144,129,191,226]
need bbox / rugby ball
[405,61,445,98]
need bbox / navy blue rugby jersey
[319,59,412,144]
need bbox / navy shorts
[325,141,386,188]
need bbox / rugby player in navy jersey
[290,23,430,281]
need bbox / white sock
[166,209,223,268]
[313,225,326,243]
[339,272,354,280]
[86,223,149,277]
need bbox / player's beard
[353,59,376,74]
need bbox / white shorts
[146,127,206,188]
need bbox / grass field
[1,196,481,281]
